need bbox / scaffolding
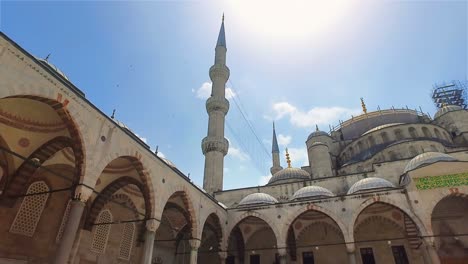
[432,80,468,109]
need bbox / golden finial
[222,13,224,22]
[360,97,367,114]
[286,148,291,168]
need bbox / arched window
[381,132,389,143]
[430,145,438,152]
[394,129,404,140]
[357,141,364,153]
[118,222,136,260]
[10,181,50,237]
[422,127,431,137]
[367,136,376,147]
[56,200,72,242]
[91,209,113,253]
[434,128,442,139]
[388,150,397,160]
[408,127,418,138]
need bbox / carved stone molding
[201,137,229,156]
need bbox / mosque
[0,17,468,264]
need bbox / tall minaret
[270,122,283,175]
[202,16,230,194]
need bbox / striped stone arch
[354,215,405,237]
[84,176,151,230]
[426,187,468,233]
[0,94,89,178]
[1,136,82,206]
[349,196,429,241]
[296,220,345,242]
[282,203,348,244]
[91,150,155,215]
[227,211,281,247]
[200,212,224,251]
[158,185,198,239]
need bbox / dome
[362,123,403,136]
[238,193,278,206]
[292,186,334,200]
[268,167,310,185]
[434,105,463,119]
[35,57,70,81]
[404,152,457,173]
[307,130,329,140]
[347,177,395,194]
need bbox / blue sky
[1,1,467,189]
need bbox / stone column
[218,251,227,264]
[423,237,441,264]
[141,219,159,264]
[346,243,357,264]
[189,239,201,264]
[53,185,92,264]
[277,248,288,264]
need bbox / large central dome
[268,167,310,185]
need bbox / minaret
[270,122,283,175]
[202,16,230,194]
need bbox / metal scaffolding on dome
[432,80,468,109]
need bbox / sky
[1,0,467,190]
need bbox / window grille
[118,222,135,260]
[91,209,112,253]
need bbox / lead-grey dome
[292,186,334,200]
[268,167,310,185]
[238,193,278,206]
[404,152,457,173]
[347,177,395,194]
[434,105,463,119]
[35,57,70,81]
[307,130,329,140]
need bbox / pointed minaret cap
[216,14,226,48]
[272,122,279,153]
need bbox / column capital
[346,242,356,253]
[146,219,160,232]
[73,184,93,202]
[189,239,201,250]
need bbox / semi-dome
[238,193,278,206]
[347,177,395,194]
[268,167,310,185]
[434,105,463,119]
[362,123,403,136]
[404,152,457,173]
[35,57,70,81]
[292,186,334,200]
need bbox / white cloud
[258,174,272,185]
[271,102,361,128]
[194,82,236,100]
[228,146,250,161]
[277,134,291,146]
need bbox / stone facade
[1,18,468,264]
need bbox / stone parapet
[209,64,230,81]
[202,137,229,156]
[206,96,229,115]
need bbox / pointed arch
[84,176,151,230]
[2,136,82,206]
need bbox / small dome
[362,123,404,136]
[348,177,395,194]
[238,193,278,206]
[292,186,334,200]
[434,105,463,119]
[268,167,310,185]
[307,130,329,140]
[35,57,70,81]
[404,152,457,173]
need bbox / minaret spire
[270,122,283,175]
[202,17,230,194]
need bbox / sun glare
[228,0,354,42]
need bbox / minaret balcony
[206,97,230,115]
[209,64,230,81]
[202,137,229,156]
